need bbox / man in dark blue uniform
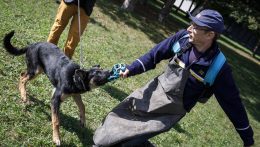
[93,9,254,147]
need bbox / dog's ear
[74,69,89,91]
[75,69,89,80]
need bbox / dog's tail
[3,30,27,56]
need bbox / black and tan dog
[3,31,110,146]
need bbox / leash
[108,63,126,82]
[77,0,83,68]
[76,1,124,82]
[76,1,125,81]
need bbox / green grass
[0,0,259,146]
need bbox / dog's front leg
[73,94,86,127]
[51,89,62,146]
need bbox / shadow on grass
[221,36,260,62]
[97,0,259,63]
[102,85,129,101]
[89,17,110,32]
[173,123,192,137]
[220,43,260,122]
[25,95,51,121]
[60,114,94,147]
[25,96,93,146]
[96,0,188,44]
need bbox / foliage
[193,0,259,38]
[208,0,259,35]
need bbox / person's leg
[121,0,138,11]
[47,0,75,45]
[158,0,176,22]
[63,7,89,58]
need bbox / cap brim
[188,12,210,28]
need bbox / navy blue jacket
[64,0,96,16]
[126,29,254,146]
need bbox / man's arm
[213,63,254,146]
[125,30,188,77]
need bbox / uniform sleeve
[127,30,187,76]
[213,63,254,146]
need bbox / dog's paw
[79,115,86,127]
[80,119,86,127]
[20,99,31,105]
[53,138,61,146]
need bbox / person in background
[252,41,259,58]
[158,0,176,22]
[93,9,254,147]
[48,0,96,58]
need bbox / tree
[206,0,259,35]
[195,0,260,52]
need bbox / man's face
[187,22,213,46]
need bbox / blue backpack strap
[203,51,226,86]
[172,33,225,87]
[172,34,189,53]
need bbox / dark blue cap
[188,9,225,33]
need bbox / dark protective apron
[94,55,190,146]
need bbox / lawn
[0,0,259,146]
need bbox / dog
[3,30,111,146]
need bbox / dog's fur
[3,31,110,146]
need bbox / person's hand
[119,68,129,78]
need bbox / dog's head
[73,65,110,91]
